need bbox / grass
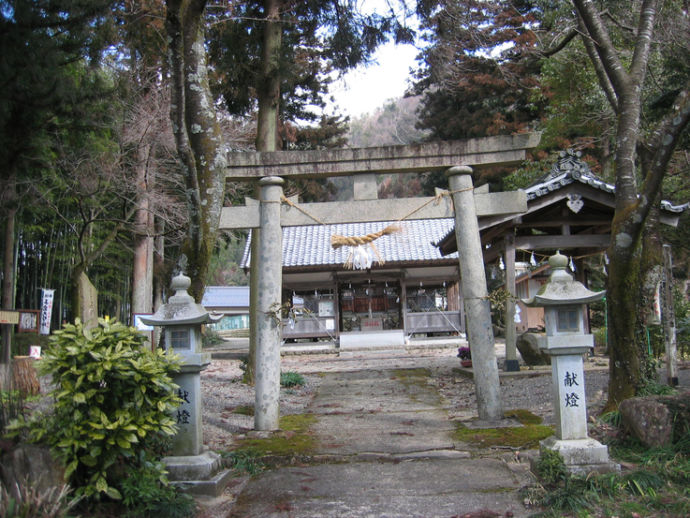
[390,368,444,406]
[454,423,554,449]
[280,371,306,388]
[222,449,266,475]
[524,417,690,517]
[233,404,254,416]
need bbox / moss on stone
[233,413,318,457]
[504,408,543,425]
[453,422,553,449]
[233,404,254,416]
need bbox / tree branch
[628,0,657,86]
[573,0,631,98]
[639,84,690,218]
[576,14,618,112]
[537,25,579,58]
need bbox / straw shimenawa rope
[331,225,402,269]
[330,224,401,249]
[280,186,473,269]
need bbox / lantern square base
[537,437,620,476]
[163,450,232,496]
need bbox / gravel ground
[200,349,612,451]
[201,360,321,451]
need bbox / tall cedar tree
[203,0,413,383]
[412,0,545,192]
[0,0,115,362]
[413,0,543,139]
[207,0,413,198]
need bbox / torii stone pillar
[447,166,503,421]
[504,233,519,371]
[255,176,284,430]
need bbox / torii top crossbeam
[220,133,541,229]
[225,134,541,180]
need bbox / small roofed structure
[242,218,465,348]
[436,149,687,332]
[202,286,249,332]
[524,252,606,308]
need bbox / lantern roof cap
[523,252,605,307]
[139,272,223,326]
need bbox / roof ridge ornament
[535,149,595,185]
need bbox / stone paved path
[227,367,534,517]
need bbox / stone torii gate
[220,133,541,430]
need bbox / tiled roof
[202,286,250,308]
[241,219,458,269]
[525,150,688,213]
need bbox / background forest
[1,0,688,369]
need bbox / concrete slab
[228,458,533,518]
[339,330,406,348]
[313,411,457,455]
[224,358,542,517]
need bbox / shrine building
[241,218,464,348]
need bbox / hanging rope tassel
[331,225,401,269]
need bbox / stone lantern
[524,252,618,475]
[140,272,230,495]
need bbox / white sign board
[40,289,55,335]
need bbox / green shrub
[13,318,182,501]
[120,453,195,518]
[201,326,225,348]
[280,371,305,388]
[1,388,26,438]
[593,327,607,348]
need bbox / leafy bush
[1,387,26,438]
[280,371,305,388]
[120,453,195,518]
[13,318,182,500]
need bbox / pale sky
[328,37,419,118]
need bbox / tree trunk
[606,237,643,408]
[166,0,227,302]
[132,144,154,319]
[71,267,99,328]
[247,0,283,385]
[255,0,282,152]
[573,0,661,410]
[153,218,165,348]
[2,177,17,365]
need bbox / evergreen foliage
[413,0,544,140]
[11,318,182,500]
[207,0,414,125]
